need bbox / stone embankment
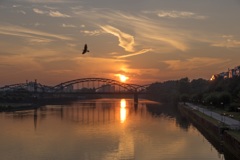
[179,103,240,159]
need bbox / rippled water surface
[0,99,227,160]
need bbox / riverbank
[179,103,240,160]
[0,96,101,112]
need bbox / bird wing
[84,44,88,50]
[82,44,88,54]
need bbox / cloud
[33,8,70,18]
[67,43,77,47]
[0,25,73,41]
[34,22,43,27]
[49,10,70,17]
[100,25,135,52]
[212,40,240,48]
[117,49,152,58]
[62,23,76,28]
[28,38,53,43]
[13,5,22,8]
[211,35,240,48]
[33,8,46,14]
[81,29,103,36]
[143,10,207,19]
[75,9,189,52]
[44,5,57,10]
[18,10,26,15]
[17,0,70,3]
[164,57,230,71]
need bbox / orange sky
[0,0,240,86]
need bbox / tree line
[146,76,240,112]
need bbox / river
[0,98,229,160]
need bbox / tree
[180,94,189,104]
[177,77,190,94]
[218,91,231,106]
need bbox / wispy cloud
[17,0,70,3]
[49,10,70,17]
[18,10,26,14]
[12,5,22,8]
[33,8,45,14]
[143,10,207,19]
[33,8,70,18]
[62,23,76,28]
[33,22,43,27]
[0,25,73,41]
[43,5,57,10]
[211,35,240,48]
[212,40,240,48]
[81,29,103,36]
[100,25,135,52]
[164,57,230,71]
[75,9,189,52]
[28,38,53,43]
[117,49,152,58]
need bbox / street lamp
[210,102,213,116]
[238,107,240,128]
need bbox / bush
[226,103,239,112]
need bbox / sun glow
[117,74,129,83]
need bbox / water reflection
[0,98,235,160]
[120,99,127,123]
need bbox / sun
[118,74,129,82]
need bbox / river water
[0,98,229,160]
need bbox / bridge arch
[53,78,145,92]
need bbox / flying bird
[82,44,89,54]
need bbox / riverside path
[185,103,240,130]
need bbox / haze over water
[0,99,227,160]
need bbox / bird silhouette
[82,44,89,54]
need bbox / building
[210,65,240,80]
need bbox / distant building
[234,66,240,76]
[210,65,240,80]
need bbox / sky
[0,0,240,86]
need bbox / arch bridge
[0,78,150,103]
[53,78,148,93]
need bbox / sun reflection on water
[120,99,127,123]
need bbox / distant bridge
[53,78,148,92]
[0,78,149,93]
[0,78,150,103]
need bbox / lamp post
[210,102,213,117]
[221,102,224,108]
[238,107,240,129]
[202,101,205,113]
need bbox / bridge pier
[134,93,138,104]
